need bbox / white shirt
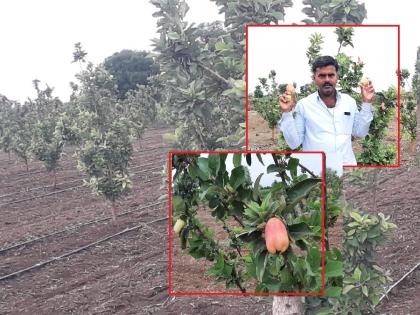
[278,91,373,169]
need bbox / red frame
[246,24,401,169]
[168,151,326,296]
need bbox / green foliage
[305,172,396,315]
[71,58,136,204]
[335,27,354,53]
[306,33,324,68]
[357,87,398,165]
[335,51,364,94]
[252,72,281,130]
[249,71,296,146]
[103,50,160,99]
[396,69,410,88]
[400,91,416,143]
[301,0,367,24]
[150,0,294,149]
[9,104,33,170]
[172,153,324,292]
[72,42,87,64]
[0,95,16,156]
[29,80,65,175]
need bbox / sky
[248,26,398,93]
[0,0,418,103]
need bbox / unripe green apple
[173,218,186,234]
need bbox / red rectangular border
[245,24,401,169]
[168,151,326,296]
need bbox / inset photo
[169,151,326,295]
[246,25,400,169]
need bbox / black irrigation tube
[0,216,168,281]
[1,146,166,184]
[0,161,162,200]
[0,200,167,255]
[0,168,163,207]
[1,148,165,189]
[0,178,82,200]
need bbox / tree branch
[298,162,317,178]
[197,62,232,87]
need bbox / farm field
[0,127,273,314]
[343,166,420,315]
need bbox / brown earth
[1,125,418,314]
[0,128,272,315]
[342,166,420,315]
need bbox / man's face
[312,65,339,97]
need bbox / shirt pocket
[337,112,353,135]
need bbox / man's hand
[279,84,296,113]
[360,78,375,103]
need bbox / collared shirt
[278,91,373,168]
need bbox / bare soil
[0,128,272,315]
[342,166,420,315]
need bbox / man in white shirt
[278,56,375,169]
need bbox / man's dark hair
[312,56,339,74]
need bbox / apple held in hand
[264,217,289,254]
[359,77,369,87]
[286,84,295,102]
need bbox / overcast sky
[0,0,418,103]
[248,26,398,93]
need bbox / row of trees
[0,46,158,219]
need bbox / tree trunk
[416,99,420,155]
[111,201,117,221]
[416,46,420,155]
[272,296,304,314]
[53,169,57,189]
[271,128,275,142]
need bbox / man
[278,55,375,168]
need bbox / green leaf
[253,173,264,200]
[353,267,362,282]
[287,157,300,178]
[324,286,342,297]
[362,285,368,297]
[288,222,312,241]
[196,157,209,180]
[267,164,279,174]
[230,165,246,189]
[342,284,355,294]
[261,192,272,210]
[167,32,180,40]
[255,251,268,282]
[286,178,321,207]
[325,260,343,278]
[172,195,186,212]
[315,307,334,315]
[349,211,363,223]
[246,153,252,166]
[233,153,242,167]
[208,154,220,176]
